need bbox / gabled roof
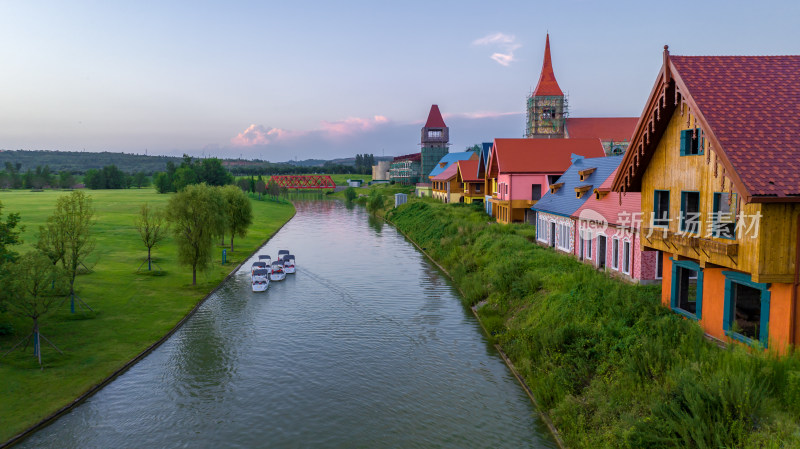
[477,142,493,179]
[532,34,563,97]
[457,160,481,182]
[431,162,459,181]
[565,117,638,142]
[612,47,800,202]
[425,104,447,128]
[428,151,475,177]
[572,167,642,227]
[489,138,605,175]
[533,155,624,217]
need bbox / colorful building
[388,152,421,185]
[525,34,637,155]
[533,155,623,253]
[456,159,483,204]
[611,47,800,352]
[571,168,660,284]
[487,138,606,224]
[429,151,479,203]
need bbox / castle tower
[526,34,568,138]
[421,104,450,179]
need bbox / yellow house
[612,46,800,352]
[456,159,483,204]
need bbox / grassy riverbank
[387,200,800,449]
[0,188,295,444]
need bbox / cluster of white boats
[250,250,296,292]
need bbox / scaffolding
[525,93,569,138]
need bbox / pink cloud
[320,115,389,137]
[445,111,523,120]
[232,115,390,147]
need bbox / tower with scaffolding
[525,34,568,139]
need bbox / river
[17,200,557,448]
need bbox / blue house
[532,155,623,255]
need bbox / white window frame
[556,222,571,252]
[611,237,619,271]
[622,240,632,275]
[585,231,593,260]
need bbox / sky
[1,0,798,161]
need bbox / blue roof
[428,151,475,177]
[531,155,624,217]
[481,142,493,164]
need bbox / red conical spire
[425,104,447,128]
[532,34,563,97]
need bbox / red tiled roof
[457,159,481,182]
[490,138,605,174]
[532,34,563,97]
[431,162,459,181]
[425,104,447,128]
[671,55,800,198]
[393,152,421,162]
[566,117,638,142]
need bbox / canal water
[18,200,557,448]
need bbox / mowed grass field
[0,188,295,443]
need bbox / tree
[166,184,225,285]
[344,187,357,202]
[0,200,24,266]
[132,171,149,188]
[58,171,75,189]
[173,165,198,191]
[221,185,253,252]
[1,251,68,367]
[236,178,250,193]
[48,191,95,313]
[135,204,169,271]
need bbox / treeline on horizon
[0,150,380,176]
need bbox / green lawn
[0,188,295,443]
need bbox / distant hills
[0,150,394,174]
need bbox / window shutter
[679,129,689,155]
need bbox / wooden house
[572,168,660,284]
[611,47,800,351]
[487,138,606,224]
[532,155,623,253]
[456,159,484,204]
[431,163,462,203]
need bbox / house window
[622,240,631,274]
[579,235,584,260]
[532,184,542,200]
[611,238,619,270]
[547,175,559,186]
[586,233,593,260]
[428,129,442,138]
[556,222,571,252]
[713,192,737,239]
[653,190,670,227]
[670,259,703,320]
[680,128,704,156]
[680,191,700,234]
[722,271,770,347]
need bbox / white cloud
[230,115,391,147]
[473,32,521,67]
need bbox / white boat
[270,260,285,281]
[277,250,289,262]
[282,254,296,274]
[258,255,272,265]
[251,261,267,275]
[251,268,270,292]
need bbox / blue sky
[1,0,798,161]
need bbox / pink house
[571,168,661,284]
[487,138,606,224]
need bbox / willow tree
[135,203,169,271]
[167,183,225,285]
[2,251,68,367]
[221,185,253,252]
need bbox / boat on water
[251,268,270,292]
[258,255,272,265]
[270,260,286,281]
[277,250,289,262]
[251,261,268,275]
[282,254,296,274]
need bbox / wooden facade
[612,48,800,352]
